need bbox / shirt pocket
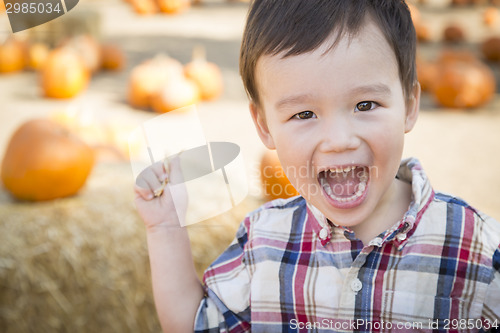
[381,290,483,329]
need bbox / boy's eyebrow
[349,83,392,97]
[275,94,315,110]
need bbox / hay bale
[187,195,264,278]
[0,162,262,333]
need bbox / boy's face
[251,20,419,229]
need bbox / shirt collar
[307,157,435,249]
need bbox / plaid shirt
[194,158,500,333]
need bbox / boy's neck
[351,178,413,246]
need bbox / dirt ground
[1,0,499,221]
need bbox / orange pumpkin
[483,7,499,27]
[131,0,158,14]
[41,47,90,98]
[157,0,190,14]
[432,57,496,109]
[100,44,126,71]
[415,22,432,43]
[481,37,500,62]
[260,150,299,201]
[443,24,466,43]
[1,119,95,201]
[128,55,184,109]
[184,46,224,101]
[0,37,25,73]
[27,42,50,71]
[151,76,200,113]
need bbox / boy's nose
[318,115,360,153]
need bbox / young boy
[134,0,500,331]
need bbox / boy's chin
[311,194,375,227]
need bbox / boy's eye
[293,111,316,120]
[355,101,378,112]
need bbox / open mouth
[318,166,369,206]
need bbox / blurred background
[0,0,499,332]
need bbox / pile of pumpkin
[123,0,249,16]
[410,4,500,109]
[123,0,191,15]
[128,46,223,113]
[0,34,125,98]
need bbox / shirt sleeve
[482,246,500,330]
[194,216,252,333]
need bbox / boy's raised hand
[134,154,203,332]
[134,155,187,230]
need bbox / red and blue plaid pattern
[194,159,500,332]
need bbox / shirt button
[319,227,329,240]
[351,278,362,293]
[372,237,383,247]
[396,233,407,241]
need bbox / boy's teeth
[359,170,368,182]
[319,166,369,203]
[328,166,354,175]
[319,177,333,195]
[324,184,333,196]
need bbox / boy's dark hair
[240,0,417,107]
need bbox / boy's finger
[134,184,154,200]
[136,166,163,191]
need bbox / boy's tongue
[322,167,364,197]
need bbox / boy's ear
[405,82,421,133]
[249,102,276,149]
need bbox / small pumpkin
[481,37,500,62]
[443,24,466,43]
[100,44,126,71]
[151,76,200,113]
[432,57,496,109]
[483,7,499,27]
[128,55,184,109]
[260,150,299,201]
[184,46,224,101]
[157,0,190,14]
[41,47,90,98]
[415,22,432,43]
[131,0,158,14]
[27,42,50,71]
[0,37,25,73]
[1,118,95,201]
